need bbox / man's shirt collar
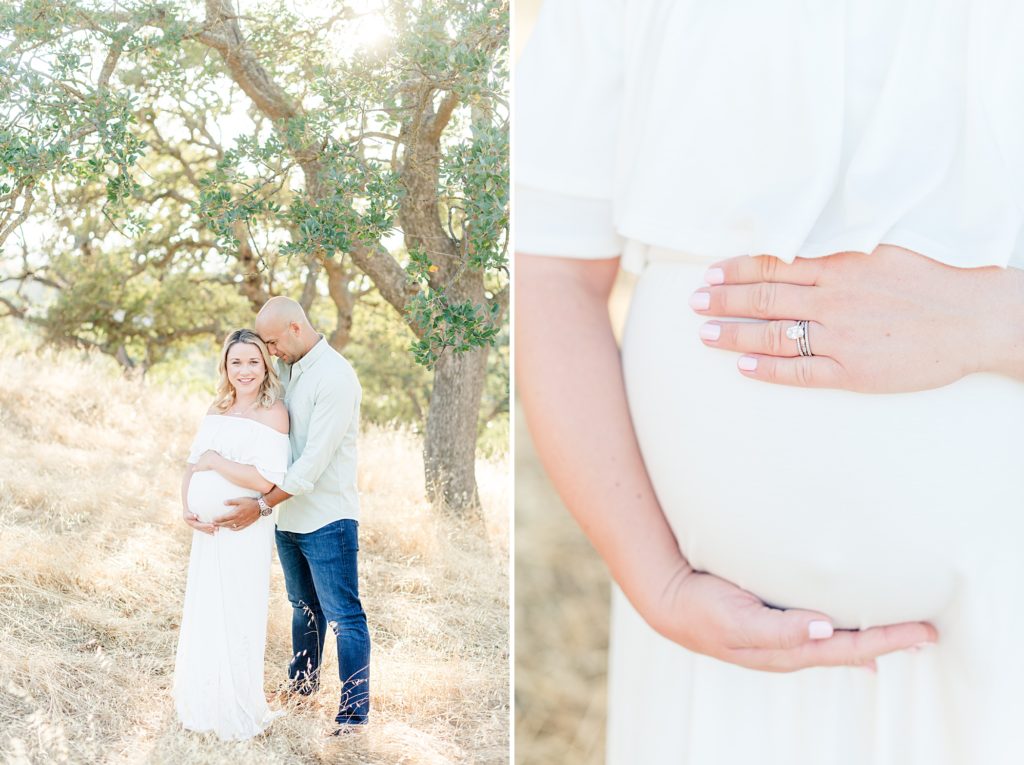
[293,335,328,374]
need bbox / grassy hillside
[514,407,608,765]
[0,347,509,764]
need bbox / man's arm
[211,483,292,531]
[278,377,356,497]
[261,484,292,507]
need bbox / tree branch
[348,239,423,338]
[197,0,300,122]
[428,90,460,143]
[0,186,35,250]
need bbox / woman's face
[225,342,267,396]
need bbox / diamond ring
[786,320,813,356]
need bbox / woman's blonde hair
[212,329,283,413]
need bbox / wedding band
[786,320,814,357]
[232,524,237,529]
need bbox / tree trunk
[421,261,489,516]
[394,88,494,516]
[298,253,320,312]
[323,256,354,350]
[232,220,270,311]
[424,341,489,515]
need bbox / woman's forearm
[983,265,1024,382]
[515,254,690,629]
[210,456,274,494]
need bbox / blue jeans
[275,519,370,725]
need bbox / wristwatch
[257,494,273,517]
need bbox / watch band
[257,494,273,517]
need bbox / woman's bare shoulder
[254,399,289,434]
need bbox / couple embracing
[173,296,371,739]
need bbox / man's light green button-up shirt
[276,337,361,533]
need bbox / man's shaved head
[255,296,319,364]
[257,296,311,329]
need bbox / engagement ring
[786,320,813,356]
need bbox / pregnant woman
[174,328,290,740]
[516,1,1024,763]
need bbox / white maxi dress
[173,414,289,740]
[517,1,1024,763]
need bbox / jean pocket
[332,518,359,552]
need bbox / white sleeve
[186,417,211,464]
[515,0,625,258]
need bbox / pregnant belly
[622,255,1024,630]
[187,471,257,523]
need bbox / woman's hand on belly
[192,450,223,473]
[690,244,1024,392]
[182,505,217,536]
[654,565,938,673]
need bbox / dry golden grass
[0,346,509,765]
[513,408,609,765]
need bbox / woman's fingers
[736,354,848,389]
[727,602,837,653]
[678,571,939,674]
[696,317,851,389]
[797,621,938,669]
[737,620,939,672]
[700,320,830,359]
[691,283,819,320]
[184,513,217,535]
[719,595,938,672]
[705,255,825,287]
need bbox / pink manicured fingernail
[699,323,721,341]
[689,291,710,310]
[738,356,758,372]
[909,641,934,652]
[808,621,833,640]
[860,664,878,675]
[704,267,725,285]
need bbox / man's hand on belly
[214,497,261,531]
[689,245,1024,392]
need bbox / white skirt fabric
[173,416,289,740]
[611,246,1024,764]
[173,515,282,740]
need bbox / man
[214,296,371,731]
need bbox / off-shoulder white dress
[517,1,1024,763]
[173,415,289,741]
